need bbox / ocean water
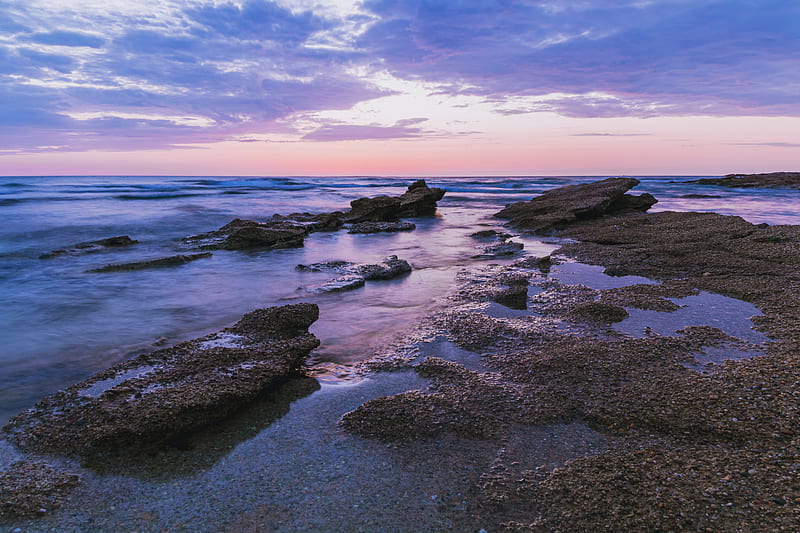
[1,175,800,426]
[3,175,800,532]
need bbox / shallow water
[2,175,800,424]
[2,174,799,531]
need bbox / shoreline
[2,177,800,530]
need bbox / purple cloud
[359,0,800,117]
[302,118,430,141]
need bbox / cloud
[358,0,800,117]
[27,30,106,48]
[302,118,429,141]
[571,132,651,137]
[728,142,800,148]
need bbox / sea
[1,175,799,531]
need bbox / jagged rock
[272,212,344,232]
[183,218,306,250]
[492,283,529,310]
[40,235,139,259]
[348,221,416,234]
[357,255,412,280]
[685,172,800,189]
[474,240,524,259]
[88,253,212,273]
[343,180,445,222]
[297,256,412,292]
[494,177,656,234]
[3,304,320,456]
[397,179,446,217]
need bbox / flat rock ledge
[88,252,212,273]
[3,303,320,456]
[40,235,139,259]
[494,177,656,234]
[297,256,412,293]
[686,171,800,189]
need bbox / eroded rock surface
[343,179,445,222]
[3,303,320,456]
[0,461,80,518]
[297,256,412,292]
[686,171,800,189]
[40,235,139,259]
[184,218,307,250]
[88,252,212,273]
[348,221,416,234]
[494,177,656,233]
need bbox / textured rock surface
[297,256,412,292]
[348,221,416,234]
[686,171,800,189]
[183,218,307,250]
[494,177,656,233]
[88,252,212,272]
[3,304,320,455]
[0,461,80,518]
[39,235,139,259]
[344,180,445,222]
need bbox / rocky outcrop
[183,218,307,250]
[348,221,416,234]
[686,172,800,189]
[3,304,320,456]
[473,238,524,259]
[494,177,656,234]
[343,180,445,223]
[88,253,212,273]
[40,235,138,259]
[297,256,412,293]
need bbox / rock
[39,235,139,259]
[343,180,445,222]
[471,229,512,239]
[357,255,412,280]
[494,177,656,234]
[348,221,416,234]
[297,256,412,292]
[3,303,320,455]
[685,172,800,189]
[223,225,305,250]
[345,195,402,223]
[0,461,80,518]
[492,283,529,310]
[273,212,344,232]
[397,179,446,217]
[88,253,212,273]
[184,218,306,250]
[564,301,629,323]
[474,240,524,259]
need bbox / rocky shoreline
[3,177,799,530]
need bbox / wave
[115,193,208,200]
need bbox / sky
[0,0,798,176]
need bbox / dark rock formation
[40,235,138,259]
[685,172,800,189]
[343,180,445,222]
[474,240,524,259]
[348,221,416,234]
[3,303,320,456]
[494,177,656,234]
[492,281,529,310]
[564,301,629,323]
[183,218,306,250]
[297,256,412,292]
[471,229,512,240]
[272,212,344,232]
[680,194,722,199]
[88,253,212,273]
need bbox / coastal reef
[297,255,413,293]
[342,178,800,531]
[3,303,320,456]
[493,177,656,234]
[686,171,800,189]
[183,179,445,250]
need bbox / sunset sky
[1,0,798,176]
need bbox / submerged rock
[297,256,412,292]
[494,177,656,234]
[40,235,139,259]
[474,240,524,259]
[88,252,212,273]
[3,303,320,455]
[685,171,800,189]
[348,221,416,234]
